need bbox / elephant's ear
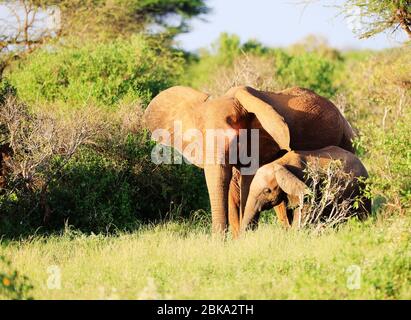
[273,164,309,197]
[235,87,290,151]
[144,86,209,153]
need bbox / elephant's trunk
[204,164,232,235]
[240,193,259,234]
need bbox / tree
[0,0,210,78]
[341,0,411,40]
[0,1,60,77]
[50,0,210,39]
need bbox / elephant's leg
[240,173,254,225]
[228,169,241,238]
[274,202,291,228]
[291,209,301,229]
[228,186,240,239]
[204,164,232,235]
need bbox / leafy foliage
[0,98,208,236]
[339,47,411,214]
[52,0,210,38]
[273,50,338,98]
[7,35,184,107]
[184,33,339,98]
[341,0,411,40]
[43,138,208,233]
[0,255,33,300]
[0,0,210,50]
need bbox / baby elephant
[240,146,371,234]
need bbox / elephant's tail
[339,116,356,153]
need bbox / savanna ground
[3,216,411,299]
[0,5,410,299]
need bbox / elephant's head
[241,161,309,233]
[144,86,291,234]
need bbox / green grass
[1,215,410,300]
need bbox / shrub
[202,54,279,96]
[0,80,16,105]
[353,117,410,213]
[287,34,343,61]
[0,96,101,185]
[338,47,411,214]
[0,97,105,236]
[0,255,33,300]
[184,33,339,98]
[182,33,274,91]
[293,160,370,232]
[7,35,184,107]
[2,32,409,237]
[0,98,208,236]
[340,47,410,126]
[273,50,339,98]
[44,129,208,233]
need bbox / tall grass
[1,215,410,299]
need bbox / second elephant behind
[229,146,371,237]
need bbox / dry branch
[293,160,363,233]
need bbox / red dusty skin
[274,201,291,228]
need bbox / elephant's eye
[263,188,271,194]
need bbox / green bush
[44,134,208,232]
[0,79,17,105]
[0,255,33,300]
[0,129,208,236]
[273,50,339,98]
[339,47,411,214]
[182,33,273,90]
[184,33,339,98]
[353,116,410,212]
[7,35,184,107]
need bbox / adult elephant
[144,85,354,235]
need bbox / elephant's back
[300,146,368,178]
[260,88,344,150]
[298,146,371,217]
